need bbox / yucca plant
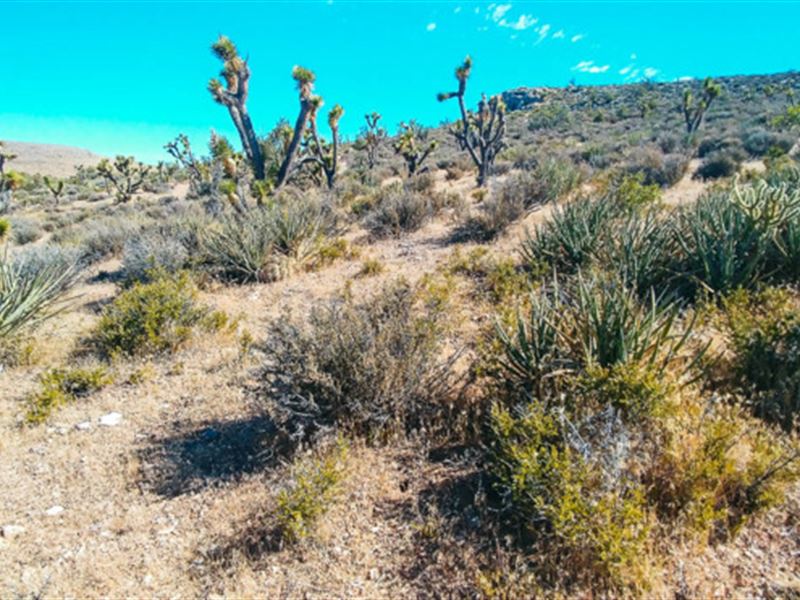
[520,198,618,274]
[606,209,674,296]
[672,192,767,297]
[0,250,80,340]
[496,279,573,399]
[569,275,698,377]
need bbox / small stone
[75,421,92,431]
[2,525,25,538]
[99,412,123,427]
[45,506,64,516]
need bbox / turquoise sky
[2,1,799,162]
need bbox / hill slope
[3,140,104,178]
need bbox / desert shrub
[275,438,349,543]
[527,102,572,131]
[356,258,384,278]
[657,133,682,154]
[489,402,654,592]
[647,400,800,540]
[455,189,526,242]
[741,128,795,157]
[25,365,113,424]
[697,136,742,158]
[0,218,9,240]
[364,185,432,238]
[0,245,81,341]
[90,271,227,358]
[9,217,42,245]
[203,199,327,283]
[448,247,529,304]
[606,172,661,210]
[261,280,452,442]
[695,147,747,180]
[723,287,800,430]
[71,216,145,263]
[520,198,618,273]
[122,234,190,285]
[627,150,689,187]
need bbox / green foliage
[448,248,529,304]
[0,218,9,240]
[0,248,80,341]
[203,197,327,282]
[276,438,349,543]
[607,172,661,210]
[262,280,451,441]
[25,366,113,424]
[91,271,226,358]
[520,198,618,273]
[722,287,800,430]
[489,402,654,592]
[97,156,151,203]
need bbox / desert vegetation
[1,33,799,599]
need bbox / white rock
[2,525,25,538]
[75,421,92,431]
[98,412,123,427]
[45,506,64,516]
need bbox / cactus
[392,122,437,177]
[43,176,65,204]
[208,35,265,181]
[97,156,150,203]
[682,77,722,135]
[438,56,506,187]
[354,112,387,171]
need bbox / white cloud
[536,23,551,43]
[643,67,658,78]
[571,34,584,43]
[492,4,513,22]
[501,14,537,30]
[678,75,694,82]
[552,29,565,39]
[619,66,632,75]
[426,22,437,31]
[573,60,609,74]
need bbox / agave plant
[0,247,81,340]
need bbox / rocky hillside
[3,141,104,178]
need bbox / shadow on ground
[137,414,284,497]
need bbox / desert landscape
[2,16,800,599]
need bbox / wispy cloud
[501,14,537,30]
[573,60,609,74]
[619,66,632,75]
[535,23,551,43]
[453,6,461,14]
[491,4,513,22]
[426,22,436,32]
[571,34,584,43]
[552,29,565,39]
[643,67,658,78]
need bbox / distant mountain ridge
[501,71,800,112]
[2,141,105,178]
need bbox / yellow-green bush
[26,366,113,423]
[489,402,655,591]
[722,287,800,430]
[91,271,227,358]
[275,438,349,543]
[607,172,662,210]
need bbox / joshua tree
[97,156,150,203]
[354,112,387,171]
[300,103,344,189]
[43,176,65,204]
[682,77,722,135]
[0,143,21,213]
[165,134,211,197]
[438,56,506,187]
[392,122,437,177]
[208,36,265,181]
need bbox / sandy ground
[1,167,797,598]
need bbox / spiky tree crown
[456,55,473,83]
[292,66,316,98]
[328,104,344,129]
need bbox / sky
[2,1,799,163]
